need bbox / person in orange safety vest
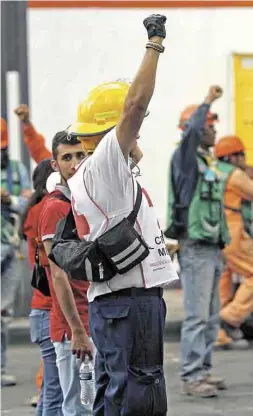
[214,135,253,350]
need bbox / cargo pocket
[98,304,132,349]
[98,304,130,321]
[95,303,132,410]
[124,365,167,416]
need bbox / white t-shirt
[68,128,178,302]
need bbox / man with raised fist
[166,86,227,397]
[62,14,178,415]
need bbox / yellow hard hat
[70,81,130,137]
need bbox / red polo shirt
[24,199,52,311]
[38,190,90,342]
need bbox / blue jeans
[1,244,19,374]
[178,240,222,382]
[89,287,167,416]
[53,336,94,416]
[29,309,63,416]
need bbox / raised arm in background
[14,104,52,163]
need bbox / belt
[97,287,163,300]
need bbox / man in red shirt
[38,131,93,415]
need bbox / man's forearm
[189,103,210,132]
[177,104,210,173]
[23,123,52,163]
[116,15,166,156]
[52,266,86,333]
[179,85,223,163]
[117,47,161,156]
[125,46,160,115]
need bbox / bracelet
[146,41,165,53]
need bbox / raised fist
[14,104,30,123]
[143,14,166,40]
[207,85,223,102]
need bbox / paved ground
[163,338,253,416]
[3,289,253,415]
[1,338,253,416]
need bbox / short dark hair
[218,156,229,163]
[218,152,245,164]
[52,130,81,159]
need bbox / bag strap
[127,182,142,225]
[33,243,41,266]
[35,191,71,263]
[49,192,70,204]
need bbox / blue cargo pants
[89,287,167,416]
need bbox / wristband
[146,41,165,53]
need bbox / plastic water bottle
[79,356,96,406]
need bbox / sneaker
[229,328,244,341]
[214,329,249,350]
[204,375,227,390]
[182,380,218,398]
[215,338,250,350]
[1,373,17,387]
[222,321,244,341]
[230,338,250,349]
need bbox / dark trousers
[89,287,167,416]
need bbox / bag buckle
[99,263,104,280]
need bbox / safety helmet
[70,81,130,137]
[214,135,245,158]
[0,117,8,149]
[178,104,218,130]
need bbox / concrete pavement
[5,287,253,415]
[2,340,253,415]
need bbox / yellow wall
[233,54,253,165]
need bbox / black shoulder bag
[49,182,150,282]
[97,182,150,274]
[31,246,50,296]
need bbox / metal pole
[1,0,30,172]
[1,1,8,121]
[17,1,30,170]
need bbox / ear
[51,159,59,172]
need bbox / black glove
[143,14,166,40]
